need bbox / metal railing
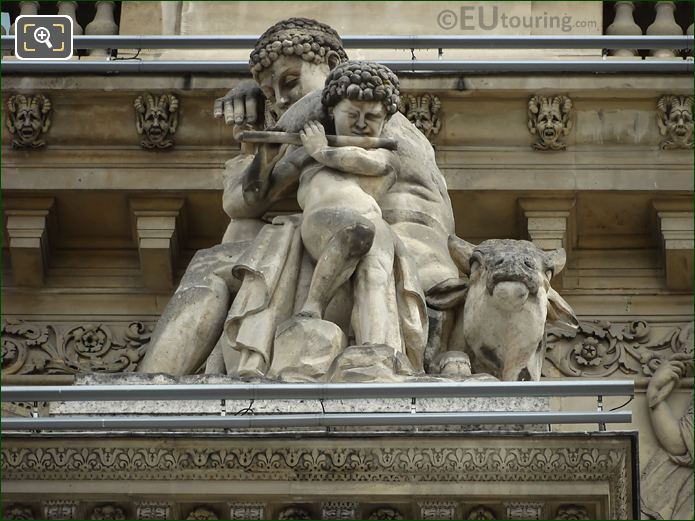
[1,380,634,432]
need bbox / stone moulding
[1,434,637,520]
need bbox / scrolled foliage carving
[2,504,35,520]
[545,320,694,379]
[1,320,152,376]
[89,504,127,520]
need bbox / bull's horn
[543,248,567,277]
[448,235,476,275]
[547,286,578,329]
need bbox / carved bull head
[429,236,577,381]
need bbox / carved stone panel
[527,95,573,150]
[186,507,219,520]
[366,507,404,520]
[43,500,78,520]
[5,94,52,149]
[505,502,543,520]
[657,95,694,150]
[419,501,457,520]
[89,504,127,520]
[134,93,179,149]
[229,503,265,520]
[135,501,171,520]
[1,320,152,376]
[555,504,591,520]
[465,505,497,520]
[321,501,357,520]
[277,506,312,520]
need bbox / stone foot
[326,344,415,383]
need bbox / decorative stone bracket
[3,197,56,287]
[653,200,693,290]
[130,198,186,291]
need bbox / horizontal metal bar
[0,411,632,430]
[1,59,691,74]
[0,380,634,402]
[1,35,692,50]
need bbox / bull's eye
[524,259,535,269]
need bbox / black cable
[609,395,634,411]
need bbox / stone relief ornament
[527,95,573,150]
[89,504,127,520]
[657,95,694,149]
[545,320,694,379]
[229,503,265,520]
[399,93,442,142]
[419,501,457,520]
[186,507,219,520]
[43,500,78,520]
[6,94,52,149]
[277,506,312,520]
[134,93,179,149]
[135,502,171,520]
[367,507,404,520]
[505,502,543,520]
[2,504,35,520]
[465,506,497,520]
[321,501,357,520]
[555,504,591,520]
[1,320,152,376]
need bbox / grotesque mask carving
[6,94,52,149]
[399,93,442,142]
[134,93,179,149]
[527,95,573,151]
[657,95,694,150]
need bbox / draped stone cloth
[640,402,694,520]
[216,216,428,377]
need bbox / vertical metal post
[597,395,606,431]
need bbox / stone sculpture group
[137,17,577,382]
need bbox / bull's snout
[485,254,541,296]
[491,281,530,311]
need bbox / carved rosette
[556,504,591,520]
[1,320,152,376]
[5,94,52,149]
[134,93,179,149]
[186,507,219,520]
[545,320,694,379]
[527,95,573,150]
[657,95,694,149]
[398,93,442,143]
[89,504,127,520]
[367,507,404,520]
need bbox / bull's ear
[543,248,567,277]
[448,235,476,275]
[426,277,469,310]
[546,287,578,329]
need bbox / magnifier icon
[33,26,53,49]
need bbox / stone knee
[338,219,376,259]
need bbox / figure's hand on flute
[299,121,328,159]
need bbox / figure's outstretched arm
[300,121,397,177]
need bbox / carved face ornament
[6,94,52,149]
[658,95,694,149]
[134,94,179,149]
[528,95,572,151]
[402,94,442,139]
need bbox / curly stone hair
[321,61,400,116]
[249,18,348,80]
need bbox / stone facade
[1,1,693,519]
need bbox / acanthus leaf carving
[545,320,694,379]
[1,320,152,376]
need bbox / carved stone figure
[367,507,404,520]
[6,94,52,149]
[138,18,458,379]
[428,238,577,381]
[277,506,311,520]
[640,351,694,520]
[465,506,496,520]
[186,507,219,520]
[555,504,590,520]
[657,95,694,150]
[134,93,179,149]
[527,95,573,151]
[399,93,442,142]
[2,504,34,520]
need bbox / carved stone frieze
[465,505,497,520]
[2,504,35,520]
[135,501,171,520]
[419,501,457,520]
[44,499,78,520]
[555,504,591,520]
[321,501,357,520]
[1,320,152,376]
[1,437,633,520]
[657,95,694,149]
[398,93,442,142]
[527,95,573,150]
[89,504,127,520]
[186,506,219,520]
[277,506,312,520]
[134,93,179,149]
[505,502,543,520]
[6,94,52,149]
[366,507,404,520]
[229,503,265,520]
[545,320,694,379]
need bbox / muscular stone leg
[137,244,242,375]
[299,209,375,319]
[352,219,398,347]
